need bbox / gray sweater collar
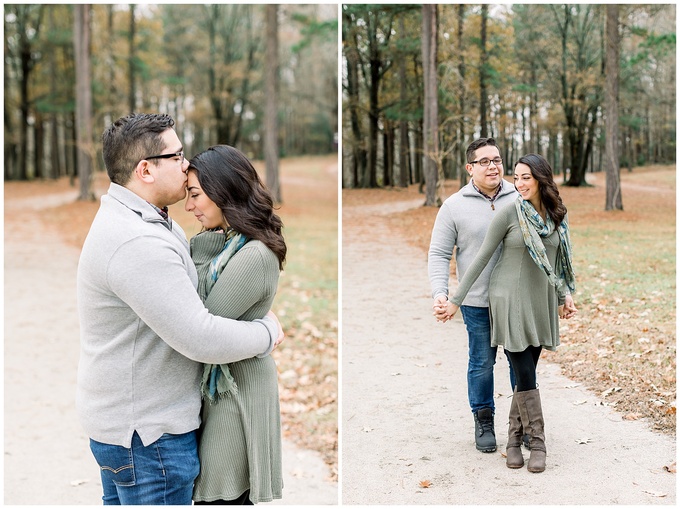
[461,178,516,199]
[108,183,171,227]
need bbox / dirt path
[341,199,676,505]
[3,190,337,505]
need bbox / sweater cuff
[254,316,278,357]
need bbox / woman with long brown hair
[185,145,286,504]
[435,153,576,473]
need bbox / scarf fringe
[201,363,238,403]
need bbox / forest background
[342,3,675,436]
[342,4,675,196]
[4,3,339,478]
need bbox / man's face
[466,145,503,195]
[153,129,190,206]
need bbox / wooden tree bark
[367,14,381,188]
[18,13,31,180]
[552,4,601,186]
[15,5,44,180]
[74,4,94,200]
[605,4,623,210]
[48,7,60,179]
[342,10,364,188]
[34,111,44,179]
[265,4,281,203]
[397,16,409,188]
[383,120,394,186]
[457,4,468,188]
[107,5,117,119]
[422,4,439,206]
[479,4,489,138]
[128,4,136,113]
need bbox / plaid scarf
[200,229,249,403]
[515,197,575,294]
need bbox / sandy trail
[341,198,676,505]
[3,190,337,505]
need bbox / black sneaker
[474,408,497,452]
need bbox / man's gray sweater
[76,184,277,448]
[428,179,518,307]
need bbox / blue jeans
[89,431,200,505]
[460,305,515,414]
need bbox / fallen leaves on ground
[642,490,667,498]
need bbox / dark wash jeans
[89,430,200,505]
[460,305,515,414]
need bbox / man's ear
[465,163,473,176]
[134,160,155,183]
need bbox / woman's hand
[559,294,578,319]
[433,296,459,323]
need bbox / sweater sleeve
[450,206,510,306]
[106,235,277,364]
[428,202,457,299]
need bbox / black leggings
[505,346,542,392]
[194,490,253,505]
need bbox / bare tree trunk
[16,5,45,180]
[413,120,421,186]
[479,4,489,138]
[422,4,440,206]
[48,7,60,179]
[264,4,281,203]
[398,17,409,188]
[128,4,136,113]
[107,5,117,120]
[605,4,623,210]
[18,28,29,180]
[367,21,380,188]
[626,123,633,171]
[383,120,394,187]
[457,4,468,189]
[34,112,44,179]
[343,10,365,188]
[74,4,94,200]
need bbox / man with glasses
[428,137,518,454]
[76,113,284,505]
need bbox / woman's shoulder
[234,239,279,267]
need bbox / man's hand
[433,295,459,323]
[266,310,285,348]
[559,294,578,319]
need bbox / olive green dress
[451,203,565,352]
[191,231,283,503]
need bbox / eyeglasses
[143,150,185,165]
[469,157,503,167]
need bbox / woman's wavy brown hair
[515,153,567,226]
[189,145,286,269]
